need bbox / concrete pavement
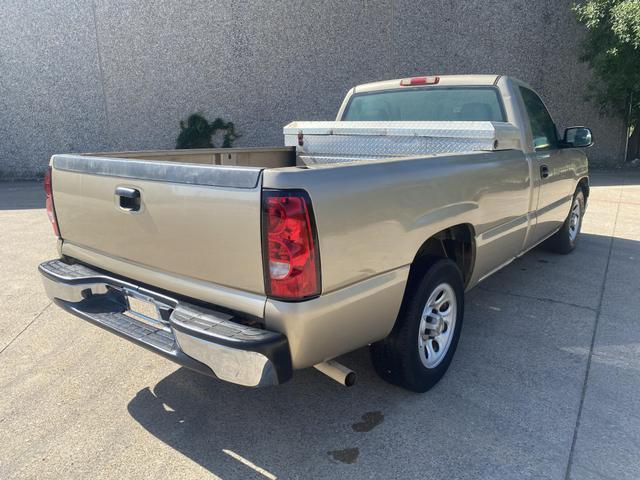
[0,172,639,479]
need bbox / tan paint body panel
[263,149,532,293]
[265,267,409,369]
[53,169,266,294]
[49,75,589,370]
[60,242,267,318]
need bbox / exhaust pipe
[314,360,357,387]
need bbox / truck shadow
[588,170,640,187]
[127,347,405,478]
[126,232,639,479]
[0,182,44,210]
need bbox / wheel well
[409,224,476,288]
[578,177,590,200]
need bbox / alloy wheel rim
[418,283,457,369]
[569,198,581,242]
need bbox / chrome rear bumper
[39,259,292,387]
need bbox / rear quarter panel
[263,149,532,294]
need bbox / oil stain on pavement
[351,411,384,432]
[328,447,360,464]
[327,411,385,464]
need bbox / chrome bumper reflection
[173,330,278,387]
[39,259,292,387]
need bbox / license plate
[123,291,169,331]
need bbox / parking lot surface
[1,171,639,479]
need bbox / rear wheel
[544,189,585,254]
[370,259,464,392]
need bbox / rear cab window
[341,87,507,122]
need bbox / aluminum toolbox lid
[284,121,521,161]
[284,120,519,140]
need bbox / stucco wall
[0,0,626,179]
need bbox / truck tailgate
[51,154,266,295]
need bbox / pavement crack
[0,301,52,356]
[563,183,624,480]
[475,286,597,312]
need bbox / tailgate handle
[115,187,141,211]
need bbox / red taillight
[262,190,320,300]
[44,167,60,237]
[400,76,440,86]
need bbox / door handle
[540,165,550,179]
[115,187,141,211]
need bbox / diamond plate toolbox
[283,121,521,164]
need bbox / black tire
[370,258,464,393]
[544,189,585,254]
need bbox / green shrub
[176,113,240,149]
[573,1,640,124]
[574,0,640,160]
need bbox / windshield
[342,87,506,122]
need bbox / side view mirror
[562,127,593,148]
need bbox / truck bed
[50,121,523,308]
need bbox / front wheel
[544,189,585,254]
[370,259,464,393]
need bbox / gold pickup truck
[39,75,591,392]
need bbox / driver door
[519,87,574,248]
